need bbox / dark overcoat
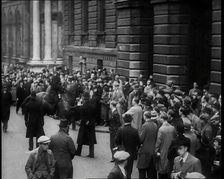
[77,99,97,145]
[107,164,126,179]
[49,130,76,179]
[1,90,12,122]
[23,97,45,138]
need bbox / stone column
[21,1,30,63]
[151,0,190,89]
[43,0,52,62]
[210,0,221,94]
[31,0,41,62]
[115,0,153,78]
[56,0,63,65]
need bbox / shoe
[87,154,94,158]
[28,148,33,151]
[110,159,115,162]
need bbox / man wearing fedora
[25,136,55,179]
[49,119,76,179]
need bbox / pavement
[1,106,139,179]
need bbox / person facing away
[136,110,158,179]
[115,114,141,179]
[49,119,76,179]
[25,136,55,179]
[107,150,130,179]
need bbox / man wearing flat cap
[107,150,130,179]
[49,119,76,179]
[25,136,55,179]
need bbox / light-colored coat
[125,104,143,134]
[155,121,175,174]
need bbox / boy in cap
[25,136,55,179]
[107,150,130,179]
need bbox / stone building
[1,0,222,94]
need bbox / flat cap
[114,151,130,161]
[37,136,51,144]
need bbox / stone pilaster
[210,0,221,94]
[56,0,63,65]
[21,1,30,63]
[43,0,53,63]
[151,0,190,89]
[115,0,153,78]
[31,0,40,63]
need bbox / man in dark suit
[23,91,45,151]
[107,151,130,179]
[171,136,202,179]
[1,84,12,133]
[109,100,122,162]
[76,92,96,158]
[49,119,76,179]
[116,114,141,179]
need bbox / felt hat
[150,110,158,120]
[59,119,69,128]
[37,136,51,144]
[113,151,130,161]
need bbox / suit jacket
[109,109,121,134]
[125,105,143,134]
[107,164,126,179]
[25,148,55,179]
[115,124,141,158]
[172,153,202,175]
[137,120,158,169]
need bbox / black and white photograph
[1,0,222,179]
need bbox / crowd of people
[1,63,222,179]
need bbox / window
[96,0,105,46]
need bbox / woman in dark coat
[76,92,97,157]
[23,91,45,151]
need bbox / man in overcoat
[136,111,158,179]
[76,92,96,158]
[155,112,176,179]
[1,84,12,133]
[23,91,45,151]
[49,119,76,179]
[109,100,121,162]
[115,114,141,179]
